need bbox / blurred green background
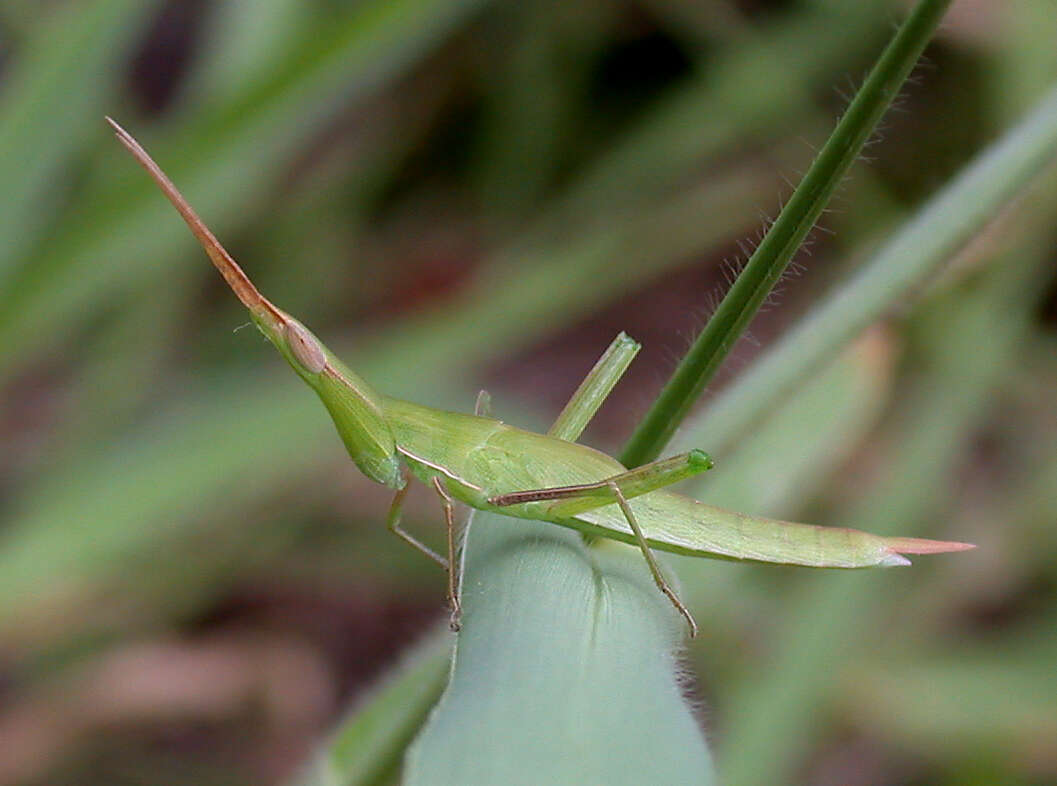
[0,0,1055,784]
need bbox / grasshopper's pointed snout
[110,117,404,491]
[106,117,279,322]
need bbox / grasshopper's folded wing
[575,491,974,568]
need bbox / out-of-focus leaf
[560,0,891,216]
[717,251,1049,786]
[691,329,895,516]
[0,0,491,374]
[184,0,312,104]
[0,0,158,287]
[846,630,1057,767]
[293,629,451,786]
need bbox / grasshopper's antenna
[105,116,279,319]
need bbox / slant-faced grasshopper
[108,118,973,638]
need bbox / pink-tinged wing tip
[880,537,976,565]
[887,537,976,554]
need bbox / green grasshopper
[108,118,973,638]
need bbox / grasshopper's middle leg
[430,476,462,631]
[416,389,492,631]
[388,391,490,631]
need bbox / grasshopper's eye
[284,320,326,374]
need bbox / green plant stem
[688,80,1057,457]
[620,0,952,468]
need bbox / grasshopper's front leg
[385,475,465,631]
[390,389,494,631]
[386,477,448,569]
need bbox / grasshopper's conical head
[271,312,405,490]
[109,118,404,490]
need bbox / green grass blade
[620,0,953,467]
[0,0,157,287]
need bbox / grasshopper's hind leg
[488,452,707,638]
[607,481,697,638]
[487,467,700,636]
[489,450,713,516]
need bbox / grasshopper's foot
[662,586,698,639]
[448,596,462,632]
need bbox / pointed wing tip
[882,537,977,565]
